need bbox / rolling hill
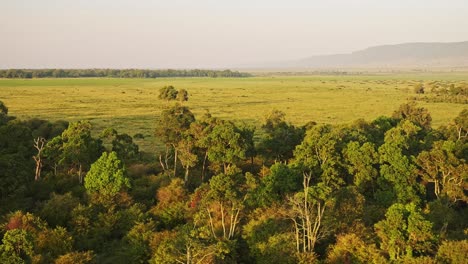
[259,41,468,69]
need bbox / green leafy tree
[0,120,34,198]
[195,168,247,241]
[52,121,103,183]
[202,119,248,174]
[0,229,34,263]
[39,192,80,227]
[293,124,345,189]
[155,105,195,176]
[256,163,301,206]
[151,225,228,264]
[326,233,387,264]
[392,102,432,130]
[124,220,156,263]
[54,251,95,264]
[436,240,468,264]
[343,141,379,193]
[242,206,298,264]
[375,203,436,260]
[258,109,305,163]
[84,151,130,200]
[452,109,467,141]
[100,128,139,163]
[416,140,467,203]
[286,172,333,254]
[36,226,73,262]
[378,120,425,204]
[158,85,178,101]
[0,100,8,125]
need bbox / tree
[39,192,80,227]
[158,86,178,101]
[0,120,35,198]
[195,168,247,241]
[392,102,432,130]
[0,229,34,263]
[100,128,139,163]
[286,172,333,254]
[375,203,436,260]
[378,120,425,204]
[177,89,189,102]
[242,206,298,264]
[293,124,345,189]
[436,240,468,264]
[256,163,301,206]
[416,140,467,203]
[33,137,46,181]
[326,233,387,264]
[151,178,188,228]
[84,151,130,200]
[453,109,468,141]
[202,119,248,174]
[155,105,195,176]
[36,226,73,262]
[151,225,228,264]
[177,133,198,184]
[54,251,95,264]
[124,220,156,263]
[0,100,8,125]
[258,109,305,163]
[54,121,103,183]
[343,141,379,193]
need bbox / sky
[1,0,468,69]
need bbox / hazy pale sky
[1,0,468,69]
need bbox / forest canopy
[0,95,466,263]
[0,69,252,79]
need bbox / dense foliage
[0,69,252,79]
[0,94,466,263]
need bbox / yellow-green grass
[0,74,466,153]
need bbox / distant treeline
[0,69,252,78]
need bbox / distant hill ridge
[280,41,468,69]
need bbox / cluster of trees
[0,94,467,263]
[0,69,251,79]
[412,82,468,104]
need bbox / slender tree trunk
[174,147,178,177]
[33,137,45,181]
[165,145,170,170]
[202,151,208,182]
[185,165,190,184]
[78,164,83,184]
[33,158,42,181]
[159,154,166,171]
[207,208,217,239]
[220,203,226,239]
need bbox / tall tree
[392,102,432,130]
[258,109,305,163]
[155,105,195,176]
[53,121,103,183]
[378,120,425,204]
[375,203,436,260]
[84,151,130,201]
[33,137,46,181]
[416,140,467,203]
[201,119,248,174]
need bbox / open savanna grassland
[0,73,466,153]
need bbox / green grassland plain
[0,73,466,153]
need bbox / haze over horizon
[1,0,468,69]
